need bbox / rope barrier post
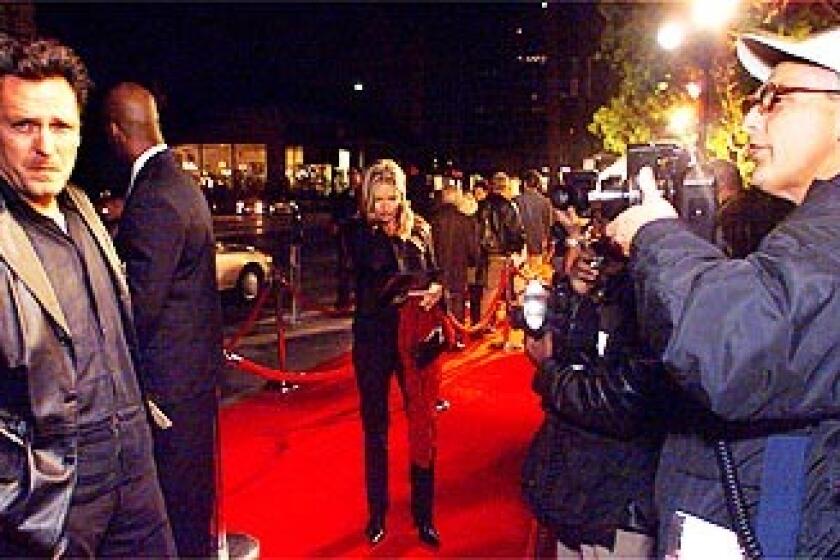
[289,242,302,325]
[271,273,296,394]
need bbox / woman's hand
[420,282,443,311]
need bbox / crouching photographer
[521,213,668,559]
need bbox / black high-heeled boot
[364,513,386,545]
[364,432,388,545]
[410,464,440,548]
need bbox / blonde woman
[348,159,444,547]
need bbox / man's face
[0,76,81,211]
[744,62,840,203]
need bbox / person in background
[348,159,444,548]
[709,158,795,258]
[515,169,553,277]
[468,179,490,329]
[478,171,525,350]
[429,180,479,350]
[105,82,222,558]
[0,35,174,556]
[332,166,362,310]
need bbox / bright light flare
[692,0,739,31]
[657,21,685,51]
[686,81,702,99]
[669,105,697,136]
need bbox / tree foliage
[589,0,840,173]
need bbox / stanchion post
[289,243,301,325]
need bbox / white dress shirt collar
[128,143,168,198]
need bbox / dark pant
[67,414,176,557]
[353,314,404,516]
[468,284,484,325]
[152,391,218,558]
[64,468,175,557]
[445,290,466,340]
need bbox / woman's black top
[349,218,439,321]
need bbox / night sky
[35,4,513,122]
[33,3,596,190]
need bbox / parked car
[215,241,273,303]
[92,193,273,303]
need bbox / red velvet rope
[223,264,516,382]
[444,265,512,335]
[224,282,273,352]
[225,350,349,383]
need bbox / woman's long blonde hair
[360,159,414,240]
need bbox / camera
[511,144,718,339]
[550,143,717,243]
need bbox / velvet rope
[224,281,274,352]
[444,265,510,335]
[224,350,350,383]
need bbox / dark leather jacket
[350,216,439,320]
[477,192,525,256]
[523,274,663,546]
[0,186,141,553]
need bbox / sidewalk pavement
[221,306,354,404]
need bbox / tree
[589,0,840,173]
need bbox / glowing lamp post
[657,0,739,161]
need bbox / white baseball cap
[737,27,840,82]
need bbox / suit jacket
[0,184,141,553]
[115,149,223,405]
[428,202,478,293]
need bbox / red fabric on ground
[220,341,542,557]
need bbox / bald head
[104,82,164,161]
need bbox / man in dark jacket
[429,182,479,348]
[477,171,525,348]
[515,169,553,274]
[607,28,840,557]
[0,37,174,556]
[106,83,223,558]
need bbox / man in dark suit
[105,82,223,558]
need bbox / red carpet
[219,341,543,558]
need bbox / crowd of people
[2,22,840,560]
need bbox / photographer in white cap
[604,27,840,558]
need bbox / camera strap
[754,434,809,558]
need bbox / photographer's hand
[525,332,552,366]
[569,246,599,295]
[606,166,677,255]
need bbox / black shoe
[417,522,441,548]
[435,399,450,413]
[365,515,386,545]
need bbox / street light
[692,0,739,31]
[668,104,698,139]
[657,0,739,161]
[657,21,685,51]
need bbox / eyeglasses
[742,81,840,115]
